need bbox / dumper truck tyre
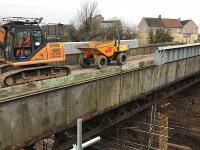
[95,55,107,69]
[79,56,92,68]
[107,58,112,65]
[117,52,127,65]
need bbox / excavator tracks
[0,65,71,87]
[0,64,11,74]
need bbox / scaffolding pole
[71,118,101,150]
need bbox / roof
[180,20,191,26]
[162,19,182,28]
[143,17,183,28]
[144,18,165,27]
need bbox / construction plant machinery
[76,29,129,69]
[0,17,70,87]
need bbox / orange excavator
[0,17,70,87]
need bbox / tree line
[44,1,174,44]
[45,1,137,42]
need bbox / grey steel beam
[155,43,200,65]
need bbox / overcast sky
[0,0,199,26]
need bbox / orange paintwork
[83,49,97,59]
[31,43,65,61]
[10,42,66,67]
[0,27,5,44]
[97,45,116,57]
[10,59,65,67]
[30,46,48,61]
[78,41,117,59]
[78,40,128,60]
[91,41,117,57]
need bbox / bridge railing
[155,43,200,65]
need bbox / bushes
[148,29,173,44]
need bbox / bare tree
[122,24,138,40]
[113,19,138,40]
[75,1,99,26]
[74,1,101,41]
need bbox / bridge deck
[71,54,154,75]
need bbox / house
[138,15,199,45]
[94,15,123,30]
[181,20,199,43]
[101,19,123,30]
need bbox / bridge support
[153,103,169,150]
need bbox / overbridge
[0,43,200,149]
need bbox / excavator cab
[1,17,65,66]
[13,29,42,60]
[4,23,44,61]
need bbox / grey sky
[0,0,199,26]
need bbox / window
[5,32,12,59]
[33,30,43,49]
[14,31,31,48]
[14,30,32,60]
[193,27,198,34]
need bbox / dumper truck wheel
[117,52,127,65]
[79,56,92,68]
[107,58,112,65]
[95,55,107,69]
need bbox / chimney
[158,15,161,19]
[178,18,181,21]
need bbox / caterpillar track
[0,64,71,87]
